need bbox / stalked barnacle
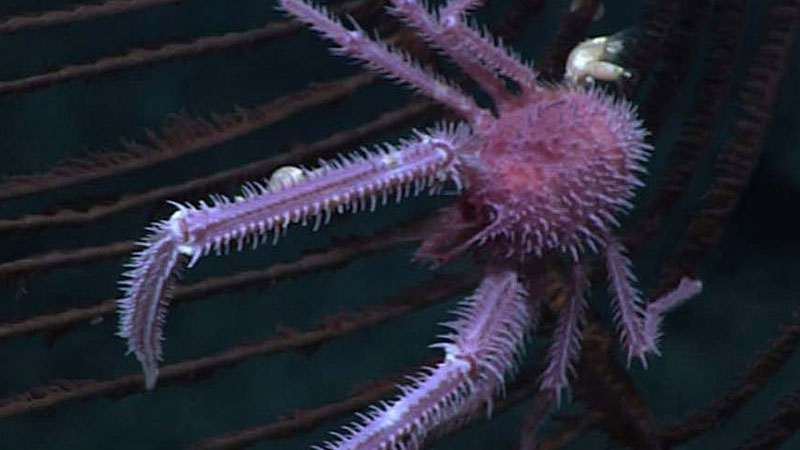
[565,33,633,86]
[268,165,306,190]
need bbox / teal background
[0,0,799,449]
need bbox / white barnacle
[381,152,401,168]
[565,35,631,86]
[268,166,306,191]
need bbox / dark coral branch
[575,318,663,450]
[660,301,800,446]
[494,0,547,41]
[194,356,542,450]
[655,0,800,295]
[0,22,297,96]
[0,0,374,96]
[0,100,435,234]
[637,0,713,136]
[536,413,600,450]
[0,214,431,342]
[0,271,478,419]
[622,0,681,95]
[0,0,192,34]
[538,0,602,81]
[518,390,555,450]
[0,73,375,202]
[736,388,800,450]
[191,369,408,450]
[0,240,135,282]
[630,0,749,246]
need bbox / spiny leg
[438,2,539,94]
[605,236,702,365]
[279,0,490,126]
[118,125,469,389]
[539,265,589,405]
[315,269,532,450]
[644,277,703,352]
[425,0,540,95]
[388,0,513,108]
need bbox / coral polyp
[114,1,703,448]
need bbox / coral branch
[0,272,478,419]
[0,0,373,96]
[193,362,542,450]
[637,0,713,136]
[655,0,800,294]
[0,73,375,202]
[0,101,434,234]
[536,413,600,450]
[538,0,601,80]
[660,301,800,446]
[0,0,192,34]
[192,368,408,450]
[736,388,800,450]
[576,318,663,449]
[0,215,431,343]
[494,0,545,41]
[631,0,749,245]
[0,240,135,282]
[518,390,555,450]
[622,0,681,93]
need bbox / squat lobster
[117,1,701,448]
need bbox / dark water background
[0,0,799,448]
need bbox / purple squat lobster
[117,1,702,448]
